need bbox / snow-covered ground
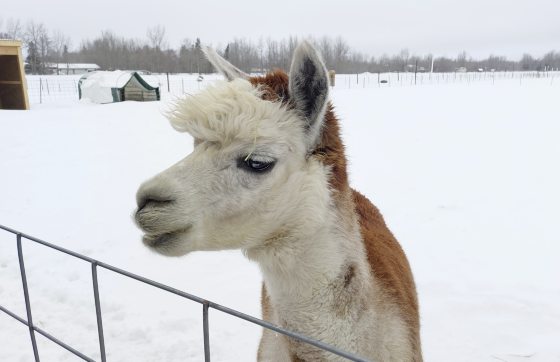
[1,75,559,361]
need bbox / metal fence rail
[0,224,370,362]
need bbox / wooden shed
[0,40,29,110]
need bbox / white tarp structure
[79,71,160,104]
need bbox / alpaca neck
[248,189,372,337]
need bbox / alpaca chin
[142,228,192,257]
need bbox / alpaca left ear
[203,46,249,81]
[289,41,330,150]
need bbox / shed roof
[80,70,158,89]
[47,63,100,70]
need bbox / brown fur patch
[352,190,422,359]
[331,262,368,319]
[343,264,356,288]
[250,70,290,103]
[289,352,306,362]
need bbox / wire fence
[0,224,370,362]
[24,70,559,105]
[334,70,559,89]
[24,74,222,104]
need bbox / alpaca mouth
[143,226,191,249]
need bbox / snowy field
[1,74,559,361]
[23,71,559,105]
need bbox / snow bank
[1,78,559,361]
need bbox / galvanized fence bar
[207,302,370,362]
[91,262,107,362]
[0,304,95,362]
[96,261,207,304]
[17,233,41,362]
[203,301,211,362]
[0,224,370,362]
[0,303,28,324]
[33,324,95,362]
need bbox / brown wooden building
[0,40,29,110]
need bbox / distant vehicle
[456,67,467,73]
[380,79,388,84]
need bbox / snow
[82,71,159,89]
[1,74,559,361]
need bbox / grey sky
[3,0,559,59]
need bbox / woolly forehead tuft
[166,79,301,146]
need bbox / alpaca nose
[136,181,174,212]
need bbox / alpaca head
[135,42,332,257]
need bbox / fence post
[17,234,41,362]
[203,301,210,362]
[91,262,107,362]
[166,72,170,93]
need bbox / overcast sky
[3,0,559,59]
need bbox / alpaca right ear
[289,41,330,151]
[203,46,249,81]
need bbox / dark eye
[238,156,276,173]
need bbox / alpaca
[135,42,422,362]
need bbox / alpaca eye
[238,156,276,173]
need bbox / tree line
[1,18,560,75]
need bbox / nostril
[137,196,173,212]
[136,179,174,212]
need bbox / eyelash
[237,156,276,173]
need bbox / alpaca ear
[289,41,329,150]
[203,46,249,81]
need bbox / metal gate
[0,224,369,362]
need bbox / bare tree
[50,30,71,72]
[317,36,333,68]
[333,36,350,71]
[457,51,468,68]
[25,20,51,74]
[5,18,23,40]
[520,53,536,71]
[146,25,166,49]
[398,49,410,71]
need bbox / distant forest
[2,18,560,75]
